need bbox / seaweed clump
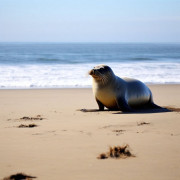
[137,122,150,126]
[97,144,135,159]
[20,115,43,121]
[3,172,36,180]
[18,124,37,128]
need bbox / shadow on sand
[79,106,180,114]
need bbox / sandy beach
[0,84,180,180]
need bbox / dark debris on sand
[20,115,43,121]
[112,129,126,134]
[18,124,38,128]
[137,122,150,126]
[97,144,135,160]
[3,173,36,180]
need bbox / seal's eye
[98,68,105,73]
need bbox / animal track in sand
[79,130,92,136]
[101,124,134,129]
[32,130,57,136]
[112,129,126,135]
[100,124,134,135]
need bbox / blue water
[0,43,180,88]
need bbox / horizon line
[0,41,180,44]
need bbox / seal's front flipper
[96,97,104,111]
[116,97,133,112]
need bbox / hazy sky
[0,0,180,42]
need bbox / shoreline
[0,83,180,90]
[1,84,180,180]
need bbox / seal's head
[89,65,115,84]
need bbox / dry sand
[0,84,180,180]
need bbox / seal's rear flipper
[148,93,162,109]
[116,97,134,112]
[148,103,162,109]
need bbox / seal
[89,64,160,112]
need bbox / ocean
[0,43,180,89]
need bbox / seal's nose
[89,69,94,75]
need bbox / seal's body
[89,65,159,112]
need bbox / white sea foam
[0,62,179,89]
